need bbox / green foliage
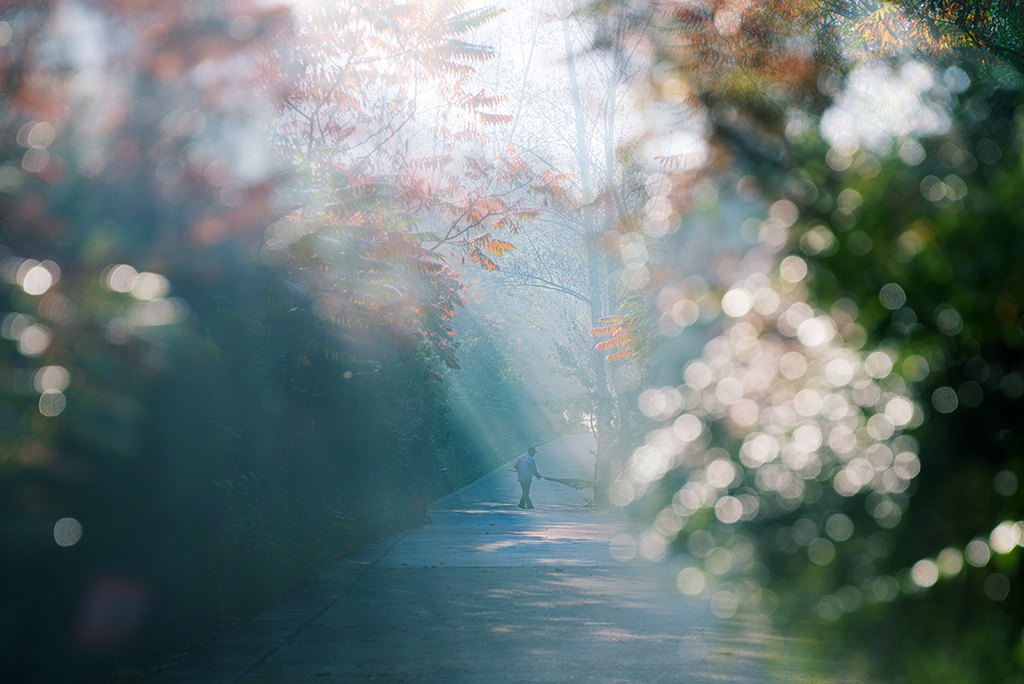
[781,76,1024,677]
[0,2,548,681]
[600,1,1024,679]
[642,58,1024,682]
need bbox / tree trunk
[562,15,615,509]
[586,237,614,508]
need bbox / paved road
[147,434,839,683]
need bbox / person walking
[515,447,543,509]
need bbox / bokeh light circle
[54,517,82,547]
[965,539,991,567]
[17,324,51,356]
[710,590,739,618]
[34,365,70,392]
[609,533,637,562]
[39,390,66,417]
[715,496,743,524]
[911,559,939,588]
[817,595,844,621]
[931,386,958,413]
[677,567,707,596]
[825,513,854,541]
[983,573,1010,601]
[937,547,963,576]
[879,283,906,310]
[21,265,54,295]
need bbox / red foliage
[274,1,566,367]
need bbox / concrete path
[147,434,830,683]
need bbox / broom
[541,476,594,490]
[507,468,593,490]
